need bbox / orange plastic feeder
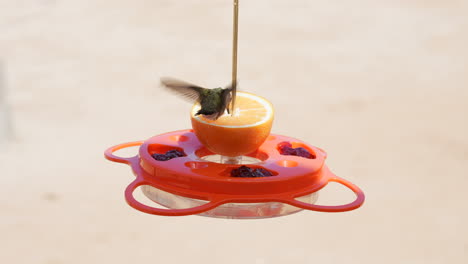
[104,129,365,218]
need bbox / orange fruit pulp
[191,92,274,157]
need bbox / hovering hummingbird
[160,77,237,120]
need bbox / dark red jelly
[278,142,315,159]
[152,149,186,161]
[231,166,274,178]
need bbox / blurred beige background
[1,0,467,263]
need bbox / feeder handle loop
[125,180,225,216]
[104,141,144,165]
[287,176,365,212]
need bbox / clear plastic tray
[141,185,319,219]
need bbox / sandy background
[1,0,467,263]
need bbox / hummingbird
[160,77,237,120]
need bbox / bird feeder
[105,129,365,218]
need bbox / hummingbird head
[222,80,237,116]
[221,87,233,115]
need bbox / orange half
[191,92,274,157]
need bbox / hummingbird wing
[227,80,237,115]
[160,77,204,103]
[222,82,235,115]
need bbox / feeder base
[141,185,319,219]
